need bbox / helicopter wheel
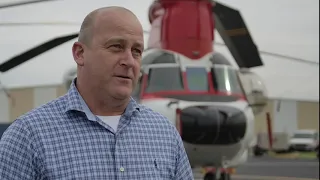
[220,172,231,180]
[204,172,216,180]
[203,172,231,180]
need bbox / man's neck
[75,79,129,116]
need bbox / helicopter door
[210,65,244,95]
[238,69,268,115]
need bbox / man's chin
[111,88,132,100]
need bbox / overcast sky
[0,0,319,101]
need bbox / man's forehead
[88,7,144,47]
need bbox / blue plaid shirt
[0,79,193,180]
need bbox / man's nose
[120,49,135,67]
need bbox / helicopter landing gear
[203,172,215,180]
[203,158,233,180]
[220,172,231,180]
[203,169,231,180]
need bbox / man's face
[82,11,144,100]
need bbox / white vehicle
[255,132,291,154]
[289,130,319,152]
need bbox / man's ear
[72,42,85,66]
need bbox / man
[0,6,193,180]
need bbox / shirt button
[120,167,125,172]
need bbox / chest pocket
[153,158,175,180]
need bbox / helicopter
[0,0,271,180]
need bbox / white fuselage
[141,98,255,168]
[139,49,257,168]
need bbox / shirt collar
[64,78,141,121]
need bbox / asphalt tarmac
[193,156,319,180]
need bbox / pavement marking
[268,152,300,159]
[241,161,319,167]
[192,161,319,179]
[193,173,318,180]
[193,169,319,180]
[232,175,319,180]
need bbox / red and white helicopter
[132,1,268,179]
[0,0,270,179]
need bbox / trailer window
[293,133,315,139]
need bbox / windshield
[211,66,244,94]
[185,67,209,91]
[293,133,315,139]
[144,65,244,94]
[145,67,184,93]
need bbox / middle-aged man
[0,6,193,180]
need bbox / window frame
[210,64,246,96]
[142,64,185,94]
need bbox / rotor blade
[0,0,58,9]
[212,1,263,68]
[0,33,78,72]
[0,30,149,73]
[0,22,80,27]
[142,30,317,65]
[214,42,319,65]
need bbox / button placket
[115,131,126,179]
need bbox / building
[0,83,319,136]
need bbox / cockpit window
[186,67,209,91]
[145,67,184,93]
[211,66,244,94]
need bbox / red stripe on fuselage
[141,91,245,101]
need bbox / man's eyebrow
[134,42,144,50]
[105,37,126,44]
[105,37,144,49]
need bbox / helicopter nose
[178,106,247,145]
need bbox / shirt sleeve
[0,119,38,179]
[173,128,194,180]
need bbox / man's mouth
[115,75,131,79]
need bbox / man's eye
[111,44,122,49]
[133,49,142,55]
